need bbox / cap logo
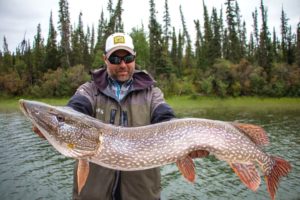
[113,36,125,44]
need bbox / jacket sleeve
[67,94,93,116]
[67,82,96,117]
[150,87,175,124]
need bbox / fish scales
[90,119,266,171]
[19,99,291,200]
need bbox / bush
[0,70,27,95]
[200,76,214,95]
[215,79,228,97]
[230,81,241,97]
[29,65,89,97]
[157,74,196,97]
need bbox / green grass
[0,97,69,111]
[1,96,300,112]
[166,96,300,113]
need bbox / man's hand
[32,126,46,139]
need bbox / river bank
[1,96,300,113]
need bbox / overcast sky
[0,0,299,51]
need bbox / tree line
[0,0,300,98]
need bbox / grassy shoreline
[0,97,69,111]
[1,96,300,112]
[168,95,300,109]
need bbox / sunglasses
[108,54,135,64]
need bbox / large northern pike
[19,99,291,200]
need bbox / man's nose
[119,60,127,67]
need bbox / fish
[19,99,291,200]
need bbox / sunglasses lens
[108,56,121,64]
[124,55,135,63]
[108,54,135,64]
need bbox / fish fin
[230,162,261,191]
[231,122,269,146]
[189,150,210,159]
[176,156,196,183]
[77,159,90,195]
[264,156,292,200]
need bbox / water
[0,107,299,200]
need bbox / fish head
[19,99,102,159]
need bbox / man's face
[104,50,135,82]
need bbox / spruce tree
[104,0,124,39]
[241,21,247,58]
[130,26,150,69]
[170,27,179,73]
[224,0,241,62]
[24,41,33,85]
[58,0,71,68]
[272,27,279,62]
[180,5,193,68]
[92,10,107,69]
[163,0,171,48]
[202,1,213,67]
[148,0,164,75]
[177,31,183,75]
[194,20,204,69]
[296,22,300,67]
[44,11,59,70]
[219,6,225,58]
[258,0,273,76]
[280,7,289,63]
[89,25,95,64]
[82,26,92,69]
[223,28,230,59]
[252,8,259,47]
[70,12,85,66]
[248,33,255,62]
[286,26,295,65]
[114,0,124,32]
[95,10,106,52]
[211,8,222,61]
[1,37,12,71]
[107,0,114,16]
[251,8,259,63]
[235,1,245,57]
[0,50,2,72]
[32,23,45,78]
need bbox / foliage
[28,65,89,97]
[130,27,150,69]
[1,0,300,98]
[0,69,28,95]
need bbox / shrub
[0,70,27,95]
[30,65,90,97]
[200,76,214,95]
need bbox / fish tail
[264,156,291,200]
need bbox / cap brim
[106,46,136,58]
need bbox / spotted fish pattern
[19,99,291,200]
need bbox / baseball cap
[105,33,136,58]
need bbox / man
[67,32,175,200]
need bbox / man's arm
[67,94,93,116]
[151,103,175,124]
[67,81,97,116]
[150,87,175,124]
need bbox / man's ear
[103,54,109,65]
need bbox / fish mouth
[19,99,29,116]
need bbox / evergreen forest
[1,0,300,98]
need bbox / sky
[0,0,299,51]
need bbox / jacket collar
[91,65,156,91]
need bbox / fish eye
[56,115,65,122]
